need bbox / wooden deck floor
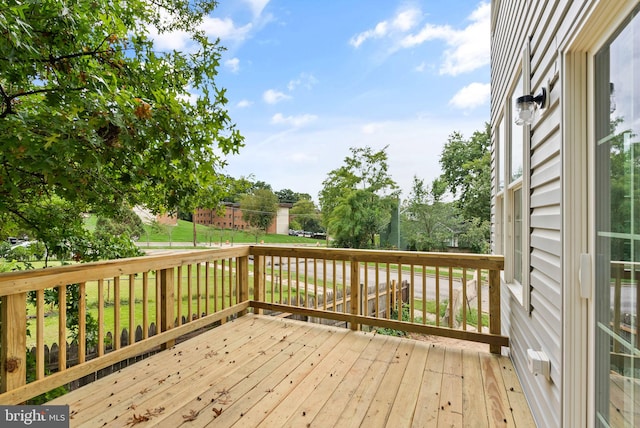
[50,314,535,427]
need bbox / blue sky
[153,1,490,202]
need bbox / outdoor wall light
[515,87,547,126]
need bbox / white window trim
[500,44,531,311]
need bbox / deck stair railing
[0,246,506,404]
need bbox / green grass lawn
[135,218,324,245]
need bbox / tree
[239,189,278,232]
[401,176,458,252]
[1,1,243,245]
[290,199,321,233]
[439,124,491,222]
[275,189,299,204]
[320,146,399,248]
[95,206,145,241]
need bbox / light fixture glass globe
[515,100,535,125]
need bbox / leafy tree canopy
[289,199,322,233]
[1,0,243,243]
[320,146,399,248]
[239,188,278,232]
[439,123,491,222]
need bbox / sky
[153,0,491,202]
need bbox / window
[494,64,529,308]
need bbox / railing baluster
[447,267,453,328]
[114,277,121,349]
[410,265,414,323]
[98,279,105,355]
[187,264,193,320]
[177,266,182,326]
[350,259,359,331]
[196,262,202,317]
[212,261,217,313]
[386,264,391,320]
[58,284,67,371]
[375,262,379,319]
[315,258,319,310]
[129,275,135,346]
[332,260,337,313]
[364,262,368,317]
[287,257,291,305]
[36,289,45,379]
[422,266,426,325]
[221,259,226,311]
[270,256,275,304]
[397,264,403,319]
[205,261,210,315]
[343,261,347,315]
[462,268,467,330]
[279,256,283,304]
[229,257,234,308]
[304,257,308,308]
[142,273,148,339]
[477,268,482,332]
[435,266,440,327]
[323,259,327,311]
[159,268,175,349]
[78,282,87,364]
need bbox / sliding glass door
[594,6,640,427]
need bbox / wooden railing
[0,246,506,404]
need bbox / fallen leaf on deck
[212,408,223,418]
[182,409,199,421]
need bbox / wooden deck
[50,314,535,427]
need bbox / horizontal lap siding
[492,1,581,427]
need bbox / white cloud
[225,57,240,73]
[449,82,490,110]
[400,2,490,75]
[288,152,317,163]
[263,89,291,104]
[287,73,318,91]
[200,16,254,42]
[271,113,318,127]
[237,99,253,108]
[349,7,420,48]
[242,0,270,17]
[361,122,385,134]
[414,62,427,72]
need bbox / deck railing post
[159,267,175,350]
[1,293,27,393]
[238,255,250,316]
[350,260,360,331]
[489,268,501,354]
[253,255,264,314]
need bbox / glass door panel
[594,6,640,427]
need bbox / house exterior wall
[492,1,640,426]
[491,2,579,427]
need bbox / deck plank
[498,355,537,427]
[314,335,397,427]
[479,352,513,426]
[46,314,534,428]
[56,315,281,425]
[438,347,463,427]
[79,317,301,427]
[386,340,430,427]
[252,328,372,427]
[282,331,383,427]
[360,339,416,427]
[461,348,489,427]
[411,344,445,428]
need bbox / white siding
[491,1,584,426]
